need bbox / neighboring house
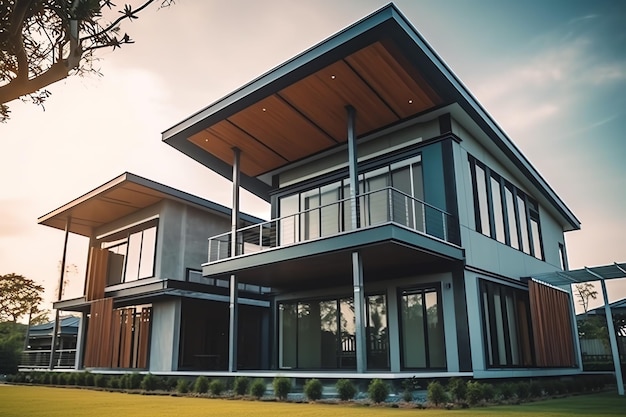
[20,316,79,369]
[578,298,626,360]
[40,172,270,372]
[44,4,582,380]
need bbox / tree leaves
[0,273,44,323]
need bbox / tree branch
[0,61,69,104]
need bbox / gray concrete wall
[149,299,181,372]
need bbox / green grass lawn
[0,385,624,417]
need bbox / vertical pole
[50,215,71,370]
[600,278,624,395]
[346,105,359,229]
[352,251,367,373]
[229,148,241,373]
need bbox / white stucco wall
[149,299,181,372]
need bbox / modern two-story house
[42,4,582,381]
[161,3,581,380]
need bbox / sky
[1,0,625,315]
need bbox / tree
[0,0,173,122]
[0,273,44,323]
[574,282,598,314]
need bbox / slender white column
[352,251,367,373]
[599,277,624,395]
[50,215,71,370]
[346,105,359,229]
[228,147,241,372]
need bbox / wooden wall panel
[84,298,114,367]
[85,248,108,301]
[119,308,135,368]
[529,280,576,367]
[136,307,152,369]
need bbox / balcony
[19,349,76,369]
[208,187,459,263]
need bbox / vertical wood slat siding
[85,248,108,301]
[119,308,135,368]
[529,280,576,367]
[136,307,152,368]
[110,309,123,367]
[84,298,114,367]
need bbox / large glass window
[100,219,158,286]
[399,285,446,369]
[277,155,424,243]
[469,155,544,260]
[278,295,388,370]
[480,279,534,367]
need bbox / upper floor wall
[90,199,231,294]
[263,107,571,279]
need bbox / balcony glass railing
[19,349,76,368]
[208,187,458,263]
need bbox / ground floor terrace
[54,259,582,382]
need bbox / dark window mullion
[511,188,523,250]
[421,291,431,368]
[484,167,496,240]
[523,194,535,256]
[500,288,513,366]
[468,158,482,232]
[500,177,511,246]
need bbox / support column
[228,147,241,373]
[50,215,71,370]
[352,251,367,373]
[599,277,624,395]
[346,105,360,229]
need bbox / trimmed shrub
[336,379,356,401]
[427,381,447,406]
[161,376,177,391]
[497,382,515,400]
[482,383,495,401]
[465,381,483,405]
[273,377,291,400]
[402,389,413,402]
[108,377,120,389]
[57,373,67,385]
[176,378,190,394]
[141,373,160,391]
[233,376,250,396]
[250,378,266,399]
[95,374,109,388]
[74,371,86,386]
[304,378,323,401]
[49,373,59,385]
[515,381,530,400]
[127,373,142,389]
[65,372,76,385]
[84,372,95,387]
[41,373,51,384]
[447,377,467,402]
[193,376,210,393]
[529,380,543,397]
[209,379,225,396]
[368,378,389,404]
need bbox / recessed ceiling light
[205,139,209,142]
[408,99,413,104]
[262,108,266,112]
[331,75,336,79]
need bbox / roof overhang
[162,3,580,230]
[38,172,262,237]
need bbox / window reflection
[101,220,158,285]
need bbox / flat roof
[38,172,262,237]
[162,3,579,230]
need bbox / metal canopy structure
[532,262,626,396]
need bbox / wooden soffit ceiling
[188,39,442,178]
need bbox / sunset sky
[1,0,624,314]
